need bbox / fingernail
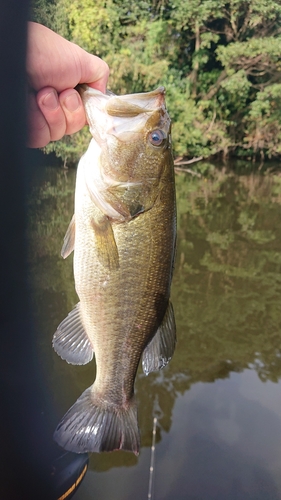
[64,92,81,112]
[42,90,59,110]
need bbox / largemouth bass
[53,85,176,454]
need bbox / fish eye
[148,129,165,147]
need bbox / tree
[31,0,281,165]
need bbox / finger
[77,51,110,93]
[37,87,67,142]
[27,90,51,148]
[58,89,86,135]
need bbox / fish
[52,85,177,455]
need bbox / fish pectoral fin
[142,301,176,375]
[61,214,75,259]
[52,302,94,365]
[91,215,119,270]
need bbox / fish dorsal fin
[142,301,176,375]
[91,214,119,271]
[53,302,94,365]
[61,215,75,259]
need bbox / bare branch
[174,156,203,166]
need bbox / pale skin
[27,22,109,148]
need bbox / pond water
[27,163,281,500]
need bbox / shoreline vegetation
[32,0,281,169]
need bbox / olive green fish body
[53,86,176,454]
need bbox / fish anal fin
[91,215,119,271]
[142,301,176,376]
[53,302,94,365]
[54,385,140,455]
[61,215,75,259]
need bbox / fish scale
[52,85,177,454]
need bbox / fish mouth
[78,85,166,117]
[77,85,170,144]
[105,86,166,114]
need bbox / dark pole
[0,1,53,498]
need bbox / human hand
[27,22,109,148]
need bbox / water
[27,163,281,499]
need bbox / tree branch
[174,156,203,166]
[201,69,228,100]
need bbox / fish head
[79,86,173,220]
[80,86,172,184]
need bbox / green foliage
[31,0,57,27]
[244,84,281,157]
[32,0,281,165]
[44,127,90,165]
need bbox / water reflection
[154,372,281,500]
[174,168,281,386]
[26,164,281,498]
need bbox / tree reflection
[174,169,281,384]
[26,164,281,464]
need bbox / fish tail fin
[54,385,140,455]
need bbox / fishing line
[148,416,157,500]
